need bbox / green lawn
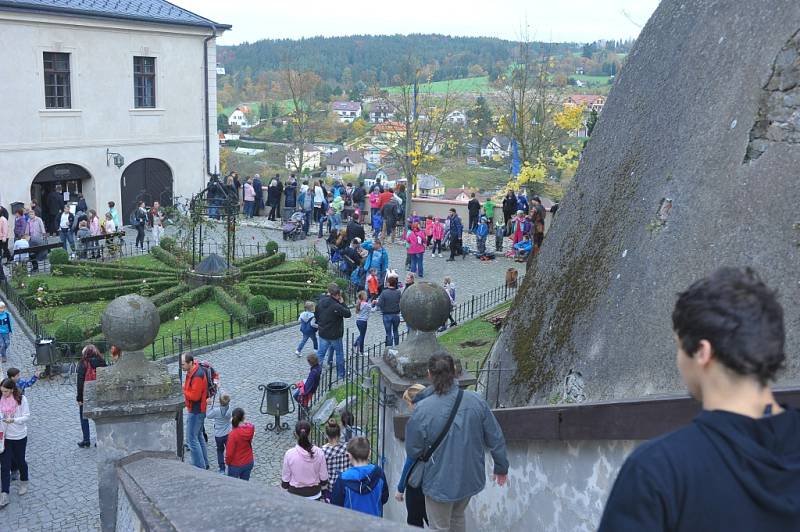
[571,74,612,84]
[34,300,107,332]
[383,76,490,95]
[119,254,175,270]
[427,158,511,192]
[438,314,500,367]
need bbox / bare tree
[282,65,322,175]
[385,60,454,215]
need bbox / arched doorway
[120,158,173,222]
[31,164,92,233]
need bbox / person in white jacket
[205,393,233,474]
[0,378,31,507]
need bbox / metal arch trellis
[189,175,240,268]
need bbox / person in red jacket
[181,354,209,469]
[225,408,255,480]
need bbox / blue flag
[511,107,520,176]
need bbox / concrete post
[84,294,184,532]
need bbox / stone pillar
[84,295,184,532]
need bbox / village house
[332,101,362,123]
[0,0,228,222]
[285,145,322,172]
[446,110,467,125]
[366,100,396,123]
[228,106,250,128]
[364,167,403,189]
[372,121,406,142]
[565,94,606,137]
[416,174,445,197]
[325,150,366,180]
[481,135,512,159]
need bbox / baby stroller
[282,211,306,241]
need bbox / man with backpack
[182,353,214,469]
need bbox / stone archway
[31,163,92,233]
[120,158,173,222]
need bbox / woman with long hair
[225,408,255,480]
[0,377,31,507]
[77,344,107,448]
[322,418,350,489]
[281,420,329,500]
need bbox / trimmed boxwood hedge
[240,252,286,273]
[150,283,190,307]
[54,264,176,280]
[49,248,69,265]
[150,246,185,269]
[37,280,175,306]
[156,285,213,323]
[70,260,180,273]
[234,252,272,268]
[265,241,279,256]
[247,295,274,324]
[243,271,323,284]
[213,287,250,325]
[248,282,325,300]
[229,283,253,305]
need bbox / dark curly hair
[672,267,785,385]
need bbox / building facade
[0,0,228,221]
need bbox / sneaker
[77,441,90,448]
[295,351,301,357]
[1,356,6,363]
[18,481,28,496]
[0,493,7,508]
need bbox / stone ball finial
[100,295,161,351]
[400,282,451,332]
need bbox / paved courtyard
[2,224,519,530]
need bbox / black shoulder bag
[406,388,463,489]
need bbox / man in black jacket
[599,267,800,532]
[46,186,64,235]
[467,193,481,233]
[314,284,351,379]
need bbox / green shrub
[150,284,190,307]
[265,241,279,256]
[49,248,69,265]
[334,278,349,291]
[156,285,213,323]
[50,280,174,305]
[234,252,272,268]
[248,282,325,301]
[151,246,185,269]
[56,264,176,280]
[54,321,85,353]
[247,295,274,324]
[229,283,253,304]
[158,236,176,252]
[304,252,328,270]
[240,252,286,273]
[70,260,178,273]
[24,278,50,295]
[243,271,322,283]
[213,287,250,325]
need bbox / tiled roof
[566,94,605,106]
[327,150,366,166]
[0,0,230,29]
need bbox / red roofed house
[565,95,606,137]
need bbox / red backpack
[84,360,96,382]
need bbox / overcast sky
[178,0,662,46]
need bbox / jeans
[303,211,311,234]
[383,313,401,346]
[215,435,228,472]
[425,495,471,532]
[79,404,90,443]
[297,332,318,352]
[409,252,424,278]
[135,224,145,248]
[59,228,75,253]
[477,236,487,255]
[185,411,209,469]
[244,200,255,218]
[354,320,368,353]
[432,240,442,254]
[1,437,28,493]
[227,461,253,481]
[0,333,9,358]
[331,213,342,231]
[317,337,345,379]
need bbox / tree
[349,80,367,102]
[553,104,585,134]
[282,64,321,173]
[587,108,599,137]
[385,59,454,214]
[271,102,281,118]
[351,117,370,137]
[217,113,229,132]
[466,95,493,145]
[259,101,271,120]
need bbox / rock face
[490,1,800,406]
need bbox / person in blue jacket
[331,436,389,517]
[474,216,490,256]
[0,301,11,363]
[395,384,428,527]
[445,209,464,262]
[600,267,800,532]
[361,239,389,289]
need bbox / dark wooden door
[120,158,173,222]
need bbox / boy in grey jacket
[206,394,232,473]
[405,354,509,531]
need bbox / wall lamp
[106,149,125,169]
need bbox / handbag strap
[421,388,463,462]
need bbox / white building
[0,0,228,223]
[446,110,467,125]
[332,101,362,123]
[285,145,322,172]
[228,107,250,128]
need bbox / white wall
[0,11,220,211]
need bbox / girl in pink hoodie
[430,218,445,258]
[281,420,329,500]
[406,222,426,278]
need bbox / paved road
[1,223,518,530]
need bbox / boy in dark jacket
[600,267,800,532]
[331,436,389,517]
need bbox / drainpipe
[203,23,218,178]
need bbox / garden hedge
[248,282,325,301]
[49,248,69,265]
[265,241,279,256]
[54,264,176,281]
[156,285,213,323]
[240,252,286,273]
[150,283,190,307]
[247,295,273,324]
[71,259,180,273]
[213,287,250,325]
[229,283,253,305]
[36,280,175,306]
[234,252,272,268]
[150,246,185,269]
